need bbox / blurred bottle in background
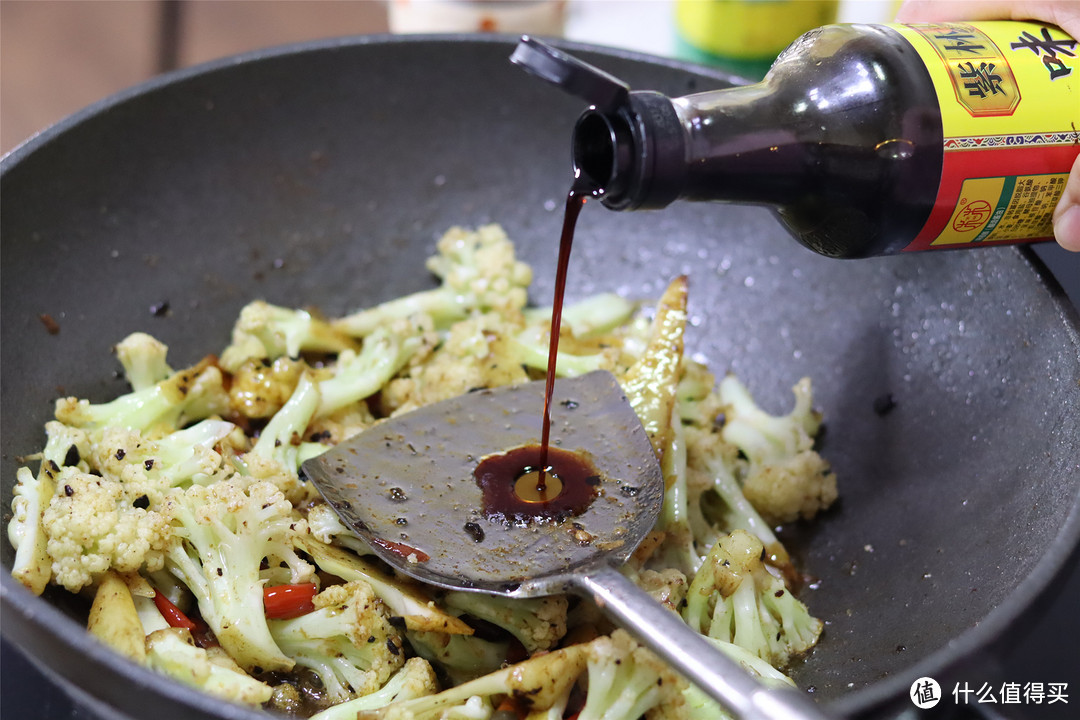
[389,0,567,35]
[675,0,838,78]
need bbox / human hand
[896,0,1080,251]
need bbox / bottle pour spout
[511,36,686,210]
[510,35,630,112]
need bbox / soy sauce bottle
[512,23,1079,258]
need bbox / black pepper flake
[386,639,400,656]
[774,589,785,597]
[64,484,74,497]
[367,635,376,643]
[48,460,61,474]
[388,616,407,629]
[216,568,223,576]
[64,445,81,467]
[873,393,897,416]
[464,522,485,543]
[144,459,155,471]
[115,449,126,461]
[132,494,149,509]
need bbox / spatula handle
[572,565,831,720]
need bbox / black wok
[2,35,1079,720]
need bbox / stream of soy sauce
[536,179,593,492]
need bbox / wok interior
[2,37,1079,716]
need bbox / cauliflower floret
[381,314,530,415]
[146,628,274,705]
[579,630,687,720]
[89,421,238,508]
[269,580,406,704]
[740,451,838,525]
[334,224,533,337]
[719,376,837,525]
[427,224,533,321]
[305,402,379,445]
[163,478,314,672]
[308,657,438,720]
[42,469,171,592]
[219,301,360,373]
[682,530,822,668]
[114,332,173,391]
[634,568,688,614]
[228,356,305,419]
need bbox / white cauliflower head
[42,468,171,592]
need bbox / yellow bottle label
[890,21,1079,250]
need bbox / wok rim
[2,32,1079,720]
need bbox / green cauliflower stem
[652,405,704,577]
[114,332,174,391]
[162,478,314,672]
[41,468,171,592]
[219,300,360,373]
[269,580,405,704]
[334,224,532,337]
[680,638,795,720]
[441,591,568,654]
[682,530,822,668]
[297,533,473,635]
[360,641,590,720]
[251,371,321,475]
[55,358,230,439]
[523,293,638,340]
[310,657,439,720]
[719,376,837,525]
[145,627,274,706]
[317,324,426,418]
[407,629,514,684]
[506,325,615,377]
[683,423,794,578]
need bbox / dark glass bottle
[513,23,1079,258]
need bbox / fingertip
[1054,204,1080,252]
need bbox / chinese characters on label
[933,173,1067,245]
[953,681,1070,705]
[911,24,1020,116]
[1011,27,1077,80]
[910,677,1070,709]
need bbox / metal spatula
[301,370,828,720]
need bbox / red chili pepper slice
[263,582,317,619]
[153,590,197,630]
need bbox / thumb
[1053,153,1080,252]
